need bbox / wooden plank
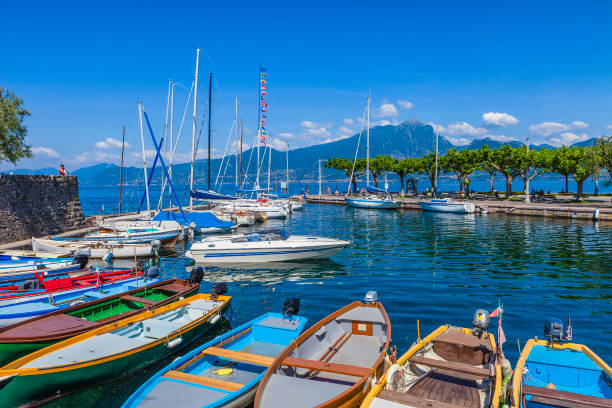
[282,357,371,377]
[203,346,274,366]
[175,328,251,372]
[378,389,465,408]
[409,356,491,378]
[352,321,373,336]
[523,385,612,408]
[120,295,158,305]
[163,370,242,392]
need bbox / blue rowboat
[512,318,612,407]
[123,311,308,408]
[0,255,84,280]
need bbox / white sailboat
[419,130,475,214]
[345,94,400,209]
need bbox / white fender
[385,364,405,392]
[167,337,183,349]
[211,314,221,325]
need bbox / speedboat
[419,197,475,213]
[511,318,612,407]
[123,303,308,408]
[185,231,350,263]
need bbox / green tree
[415,152,438,191]
[480,146,498,193]
[594,136,612,181]
[560,146,598,200]
[0,87,32,163]
[326,157,366,194]
[369,155,395,188]
[440,148,482,195]
[551,146,574,193]
[517,148,553,196]
[392,158,417,195]
[487,145,523,197]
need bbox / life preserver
[236,211,246,216]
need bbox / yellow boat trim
[511,339,612,408]
[360,325,501,408]
[0,293,231,376]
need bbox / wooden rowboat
[0,278,201,366]
[360,325,501,408]
[254,291,391,408]
[124,311,308,408]
[0,291,231,407]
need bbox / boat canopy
[190,189,237,200]
[366,186,389,193]
[153,211,234,229]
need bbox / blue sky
[2,1,612,170]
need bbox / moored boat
[33,236,159,259]
[360,310,501,408]
[185,231,350,263]
[345,194,401,209]
[0,275,203,366]
[0,287,231,407]
[123,300,308,408]
[511,318,612,407]
[254,291,391,408]
[418,197,476,213]
[0,254,86,280]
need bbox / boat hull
[186,244,346,263]
[419,201,475,213]
[33,237,157,259]
[345,198,400,209]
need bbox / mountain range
[2,120,600,186]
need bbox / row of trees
[326,140,612,200]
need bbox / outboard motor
[472,309,490,338]
[74,254,89,269]
[209,282,228,299]
[187,267,204,286]
[146,266,161,280]
[19,279,42,290]
[364,291,378,304]
[282,298,300,319]
[545,318,564,343]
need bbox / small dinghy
[418,198,475,214]
[33,237,159,259]
[0,274,203,366]
[0,254,86,280]
[511,317,612,408]
[186,230,350,263]
[361,309,501,408]
[0,284,231,407]
[124,298,308,408]
[254,291,391,408]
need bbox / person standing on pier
[58,164,67,175]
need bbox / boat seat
[120,295,158,306]
[434,330,492,351]
[523,384,612,408]
[377,389,466,408]
[282,357,372,377]
[202,347,274,366]
[409,355,492,378]
[163,370,243,392]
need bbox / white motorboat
[220,201,288,219]
[345,189,401,209]
[185,231,350,263]
[32,237,159,259]
[419,198,475,213]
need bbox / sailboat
[345,94,400,209]
[418,130,475,214]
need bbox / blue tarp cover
[190,189,237,200]
[367,186,389,193]
[153,211,234,229]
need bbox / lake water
[53,191,612,407]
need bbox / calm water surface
[54,199,611,407]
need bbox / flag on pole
[494,300,506,354]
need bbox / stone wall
[0,175,88,244]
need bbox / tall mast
[138,101,150,214]
[434,130,439,196]
[162,80,171,203]
[286,142,289,194]
[267,135,272,191]
[169,82,174,209]
[235,97,238,187]
[119,125,125,214]
[190,48,200,210]
[366,93,370,187]
[207,72,212,191]
[256,66,261,190]
[240,119,243,188]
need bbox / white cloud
[374,119,399,127]
[427,122,446,134]
[529,120,589,137]
[31,146,59,158]
[445,136,471,146]
[343,118,355,125]
[74,151,121,164]
[277,132,294,139]
[322,135,352,144]
[549,132,590,147]
[397,100,414,109]
[605,124,612,131]
[374,103,398,118]
[300,120,331,138]
[268,138,290,150]
[94,137,130,149]
[482,112,519,127]
[445,122,487,137]
[487,134,517,142]
[338,126,354,135]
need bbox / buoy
[167,337,183,349]
[211,314,221,324]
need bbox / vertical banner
[259,66,267,145]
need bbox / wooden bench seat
[163,370,243,392]
[282,357,372,378]
[409,355,491,378]
[155,283,191,293]
[378,389,465,408]
[203,346,275,366]
[434,330,491,351]
[523,384,612,408]
[120,295,158,306]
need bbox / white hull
[221,203,288,219]
[32,238,157,259]
[345,197,400,209]
[419,201,475,213]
